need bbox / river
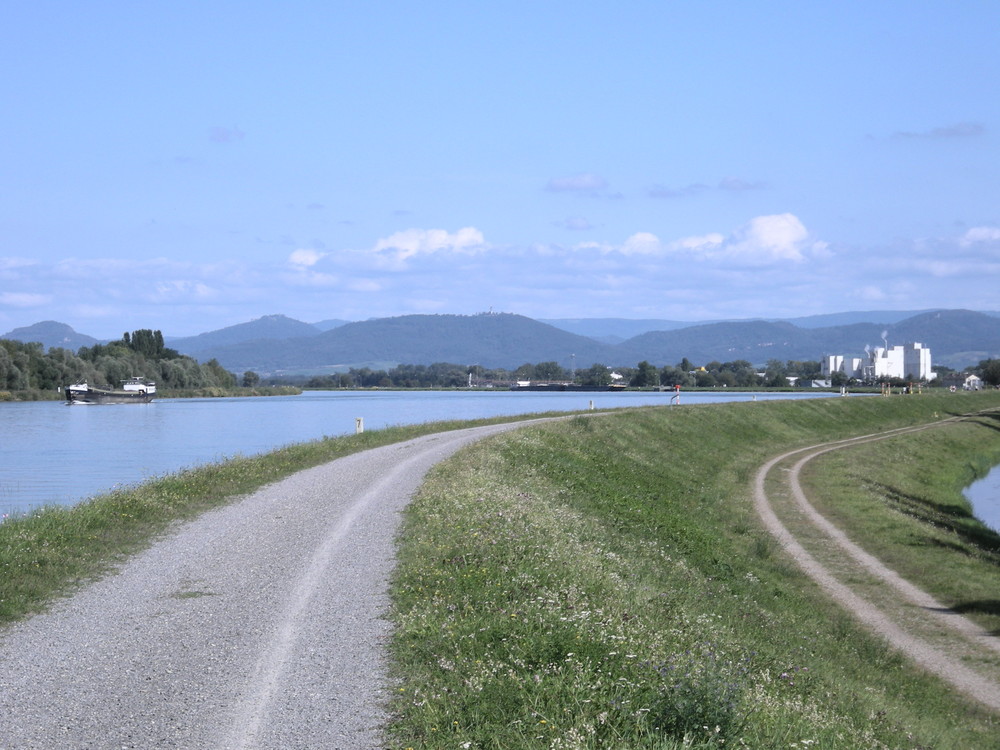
[964,466,1000,533]
[1,389,839,517]
[30,387,1000,527]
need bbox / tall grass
[389,392,1000,748]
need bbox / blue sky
[2,2,999,338]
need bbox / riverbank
[388,391,1000,748]
[0,385,303,401]
[0,412,560,623]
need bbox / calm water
[0,389,842,517]
[965,466,1000,532]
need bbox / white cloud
[620,232,662,255]
[725,213,812,263]
[288,249,326,267]
[959,226,1000,246]
[856,285,887,301]
[346,279,382,292]
[372,227,486,261]
[668,233,725,253]
[285,270,340,287]
[151,280,215,301]
[0,257,37,272]
[590,214,815,265]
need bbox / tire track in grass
[754,419,1000,713]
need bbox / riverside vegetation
[2,393,999,747]
[0,329,244,399]
[389,391,1000,749]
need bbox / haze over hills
[4,310,998,373]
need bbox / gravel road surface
[0,422,530,749]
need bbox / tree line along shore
[6,327,997,400]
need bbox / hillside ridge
[4,310,998,372]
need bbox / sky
[2,2,999,338]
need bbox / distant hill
[194,313,620,372]
[540,318,696,344]
[311,318,352,332]
[1,321,101,351]
[890,310,1000,369]
[170,314,320,357]
[616,310,1000,369]
[616,320,884,366]
[542,310,963,340]
[6,309,998,373]
[781,310,943,329]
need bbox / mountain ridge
[4,309,998,372]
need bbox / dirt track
[753,421,1000,713]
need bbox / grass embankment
[389,392,1000,749]
[800,409,1000,636]
[0,413,560,624]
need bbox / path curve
[754,419,1000,712]
[0,420,537,749]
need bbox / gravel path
[754,421,1000,713]
[0,421,531,750]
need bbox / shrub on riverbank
[389,392,1000,748]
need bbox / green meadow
[389,392,1000,749]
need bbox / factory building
[821,341,935,382]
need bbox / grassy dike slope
[389,392,1000,749]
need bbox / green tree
[242,370,261,388]
[979,359,1000,387]
[631,360,660,387]
[764,359,787,387]
[719,360,760,387]
[659,365,693,388]
[716,370,736,388]
[695,369,716,387]
[533,361,567,381]
[579,363,612,387]
[203,359,237,388]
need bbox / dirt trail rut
[754,420,1000,713]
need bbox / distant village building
[965,374,983,391]
[821,341,936,382]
